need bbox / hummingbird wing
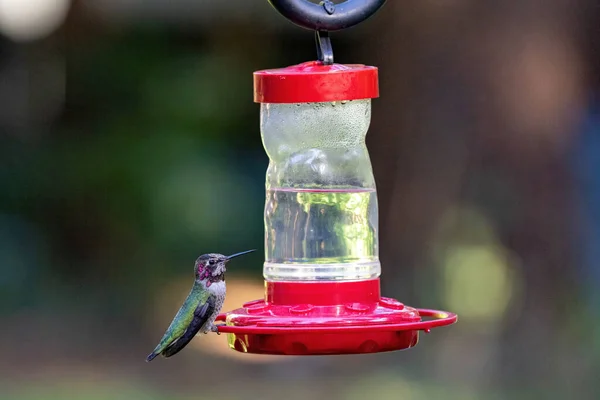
[146,284,208,362]
[161,295,216,358]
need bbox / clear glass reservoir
[261,99,380,281]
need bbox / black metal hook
[268,0,387,32]
[269,0,387,65]
[315,30,334,64]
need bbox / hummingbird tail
[145,352,159,362]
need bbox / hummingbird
[146,249,255,362]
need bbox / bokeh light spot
[443,245,515,322]
[0,0,71,42]
[433,206,523,326]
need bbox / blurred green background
[1,0,600,399]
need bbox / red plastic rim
[217,308,457,334]
[254,61,379,103]
[216,279,457,355]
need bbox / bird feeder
[217,0,456,355]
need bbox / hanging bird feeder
[216,0,457,355]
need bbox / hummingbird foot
[210,324,221,335]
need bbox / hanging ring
[268,0,387,32]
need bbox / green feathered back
[148,283,209,358]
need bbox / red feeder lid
[254,61,379,104]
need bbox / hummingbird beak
[226,249,256,261]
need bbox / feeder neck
[265,279,381,306]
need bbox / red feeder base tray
[217,279,457,356]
